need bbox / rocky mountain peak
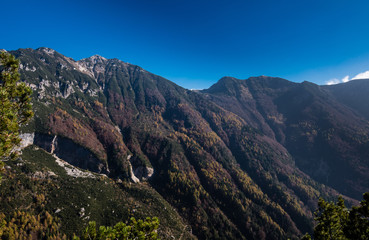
[78,54,108,67]
[88,54,107,63]
[36,47,56,55]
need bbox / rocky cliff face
[12,47,366,240]
[33,133,108,174]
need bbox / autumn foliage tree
[0,211,66,239]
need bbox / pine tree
[302,193,369,240]
[0,51,33,159]
[77,217,160,240]
[314,196,348,240]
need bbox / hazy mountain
[2,47,367,239]
[322,79,369,120]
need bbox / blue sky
[2,0,369,89]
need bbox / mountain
[203,76,369,200]
[322,79,369,120]
[1,47,366,239]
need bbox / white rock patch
[127,155,139,183]
[18,133,35,149]
[54,155,96,178]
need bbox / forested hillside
[1,47,367,239]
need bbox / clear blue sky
[2,0,369,89]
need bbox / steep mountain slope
[6,47,355,239]
[0,145,194,239]
[322,79,369,120]
[203,76,369,200]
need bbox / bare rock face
[133,166,154,181]
[62,84,75,98]
[18,133,35,150]
[146,167,154,178]
[129,164,140,183]
[33,133,108,174]
[126,154,154,182]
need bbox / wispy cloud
[326,78,341,85]
[325,70,369,85]
[326,75,350,85]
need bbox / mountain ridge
[202,75,369,200]
[3,47,368,239]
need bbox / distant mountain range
[2,47,369,239]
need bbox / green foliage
[0,209,159,240]
[0,52,33,159]
[77,217,160,240]
[300,233,312,240]
[344,193,369,240]
[0,146,188,239]
[304,193,369,240]
[314,196,348,240]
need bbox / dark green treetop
[0,52,33,159]
[76,217,160,240]
[302,193,369,240]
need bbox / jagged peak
[36,47,56,55]
[90,54,106,60]
[81,54,108,64]
[78,55,139,72]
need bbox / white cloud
[325,75,351,85]
[352,71,369,80]
[326,78,341,85]
[325,69,369,85]
[342,75,350,83]
[326,75,350,85]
